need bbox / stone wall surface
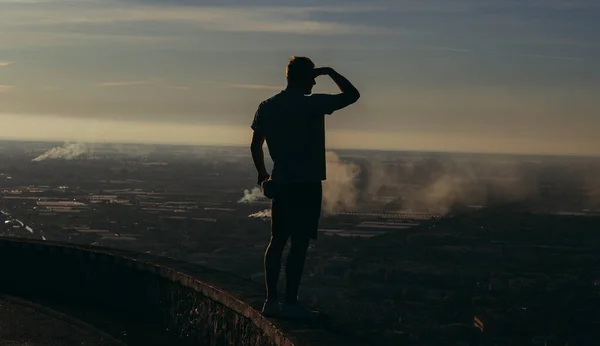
[0,295,125,346]
[0,238,359,346]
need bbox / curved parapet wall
[0,238,356,346]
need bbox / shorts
[271,182,322,240]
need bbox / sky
[1,0,599,155]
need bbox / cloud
[97,79,189,90]
[226,83,281,91]
[164,84,190,90]
[0,0,58,2]
[0,2,394,36]
[511,53,584,61]
[98,80,154,87]
[96,79,279,94]
[419,46,474,53]
[43,85,63,91]
[0,61,13,67]
[416,45,586,61]
[195,80,282,91]
[0,85,13,92]
[417,47,585,61]
[95,0,600,13]
[0,31,176,49]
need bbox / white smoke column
[238,187,264,203]
[249,209,272,218]
[412,174,474,214]
[322,151,360,215]
[369,156,537,214]
[32,142,89,162]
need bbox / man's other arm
[312,67,360,114]
[250,131,270,185]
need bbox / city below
[1,140,600,345]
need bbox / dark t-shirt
[251,90,347,183]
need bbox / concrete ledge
[0,294,126,346]
[0,237,357,346]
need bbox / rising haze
[1,0,599,155]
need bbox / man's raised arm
[317,67,360,102]
[312,67,360,114]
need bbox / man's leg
[264,233,288,302]
[281,227,320,319]
[280,182,321,319]
[284,234,310,304]
[261,191,290,316]
[285,182,321,303]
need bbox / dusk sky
[1,0,599,155]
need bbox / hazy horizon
[1,0,599,156]
[4,136,600,159]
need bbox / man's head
[286,56,316,95]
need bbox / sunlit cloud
[0,31,176,48]
[417,47,585,61]
[164,84,190,90]
[97,79,189,90]
[101,79,282,91]
[419,47,474,53]
[196,80,282,91]
[43,85,64,91]
[0,4,393,49]
[0,0,58,2]
[0,2,395,36]
[225,83,281,91]
[98,80,155,87]
[511,53,584,61]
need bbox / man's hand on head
[313,67,334,78]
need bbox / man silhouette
[250,56,360,319]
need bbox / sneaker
[281,302,321,320]
[261,299,281,317]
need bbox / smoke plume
[364,155,537,214]
[240,151,551,217]
[241,151,360,215]
[32,142,90,162]
[249,209,272,218]
[322,151,361,215]
[238,187,264,203]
